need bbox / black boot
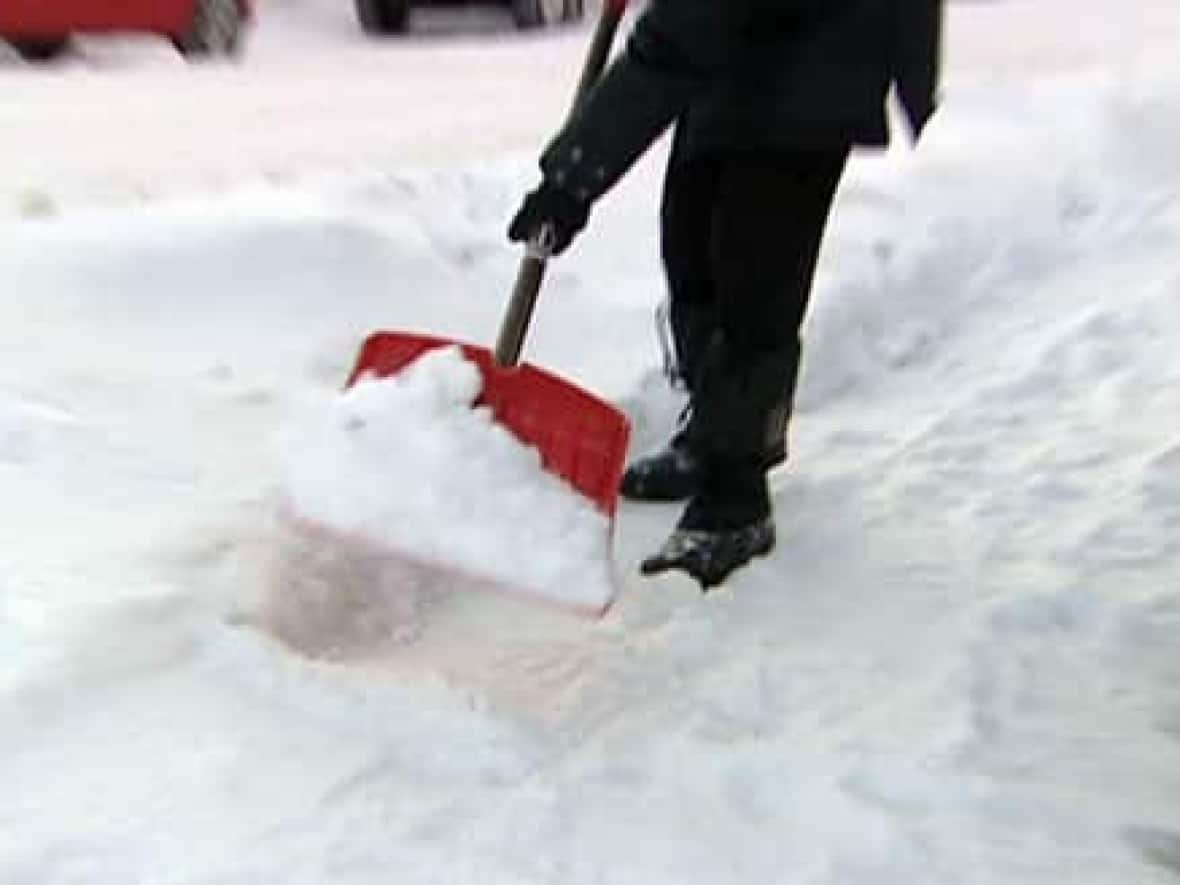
[640,463,775,590]
[640,517,776,589]
[620,431,785,503]
[620,432,703,502]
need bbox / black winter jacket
[541,0,943,205]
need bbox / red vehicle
[1,0,252,61]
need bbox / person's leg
[620,131,722,501]
[692,147,849,484]
[661,134,721,396]
[643,146,850,589]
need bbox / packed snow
[278,345,614,613]
[3,1,1180,884]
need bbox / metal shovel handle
[493,0,629,368]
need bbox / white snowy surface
[3,1,1180,883]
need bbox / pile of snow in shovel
[277,346,616,613]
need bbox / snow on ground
[3,1,1180,883]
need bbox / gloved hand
[507,180,590,256]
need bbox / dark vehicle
[355,0,584,34]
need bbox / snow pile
[276,346,614,614]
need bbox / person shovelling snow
[509,0,945,589]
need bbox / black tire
[563,0,585,22]
[174,0,244,57]
[355,0,410,35]
[10,38,70,61]
[512,0,567,29]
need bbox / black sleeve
[895,0,944,139]
[539,0,756,204]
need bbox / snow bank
[276,346,615,615]
[798,66,1180,412]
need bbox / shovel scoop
[348,331,630,519]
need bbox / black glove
[507,181,590,256]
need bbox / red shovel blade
[347,331,631,517]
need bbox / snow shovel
[328,0,633,615]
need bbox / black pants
[660,136,849,473]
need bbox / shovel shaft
[571,2,628,118]
[493,0,628,368]
[494,247,548,367]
